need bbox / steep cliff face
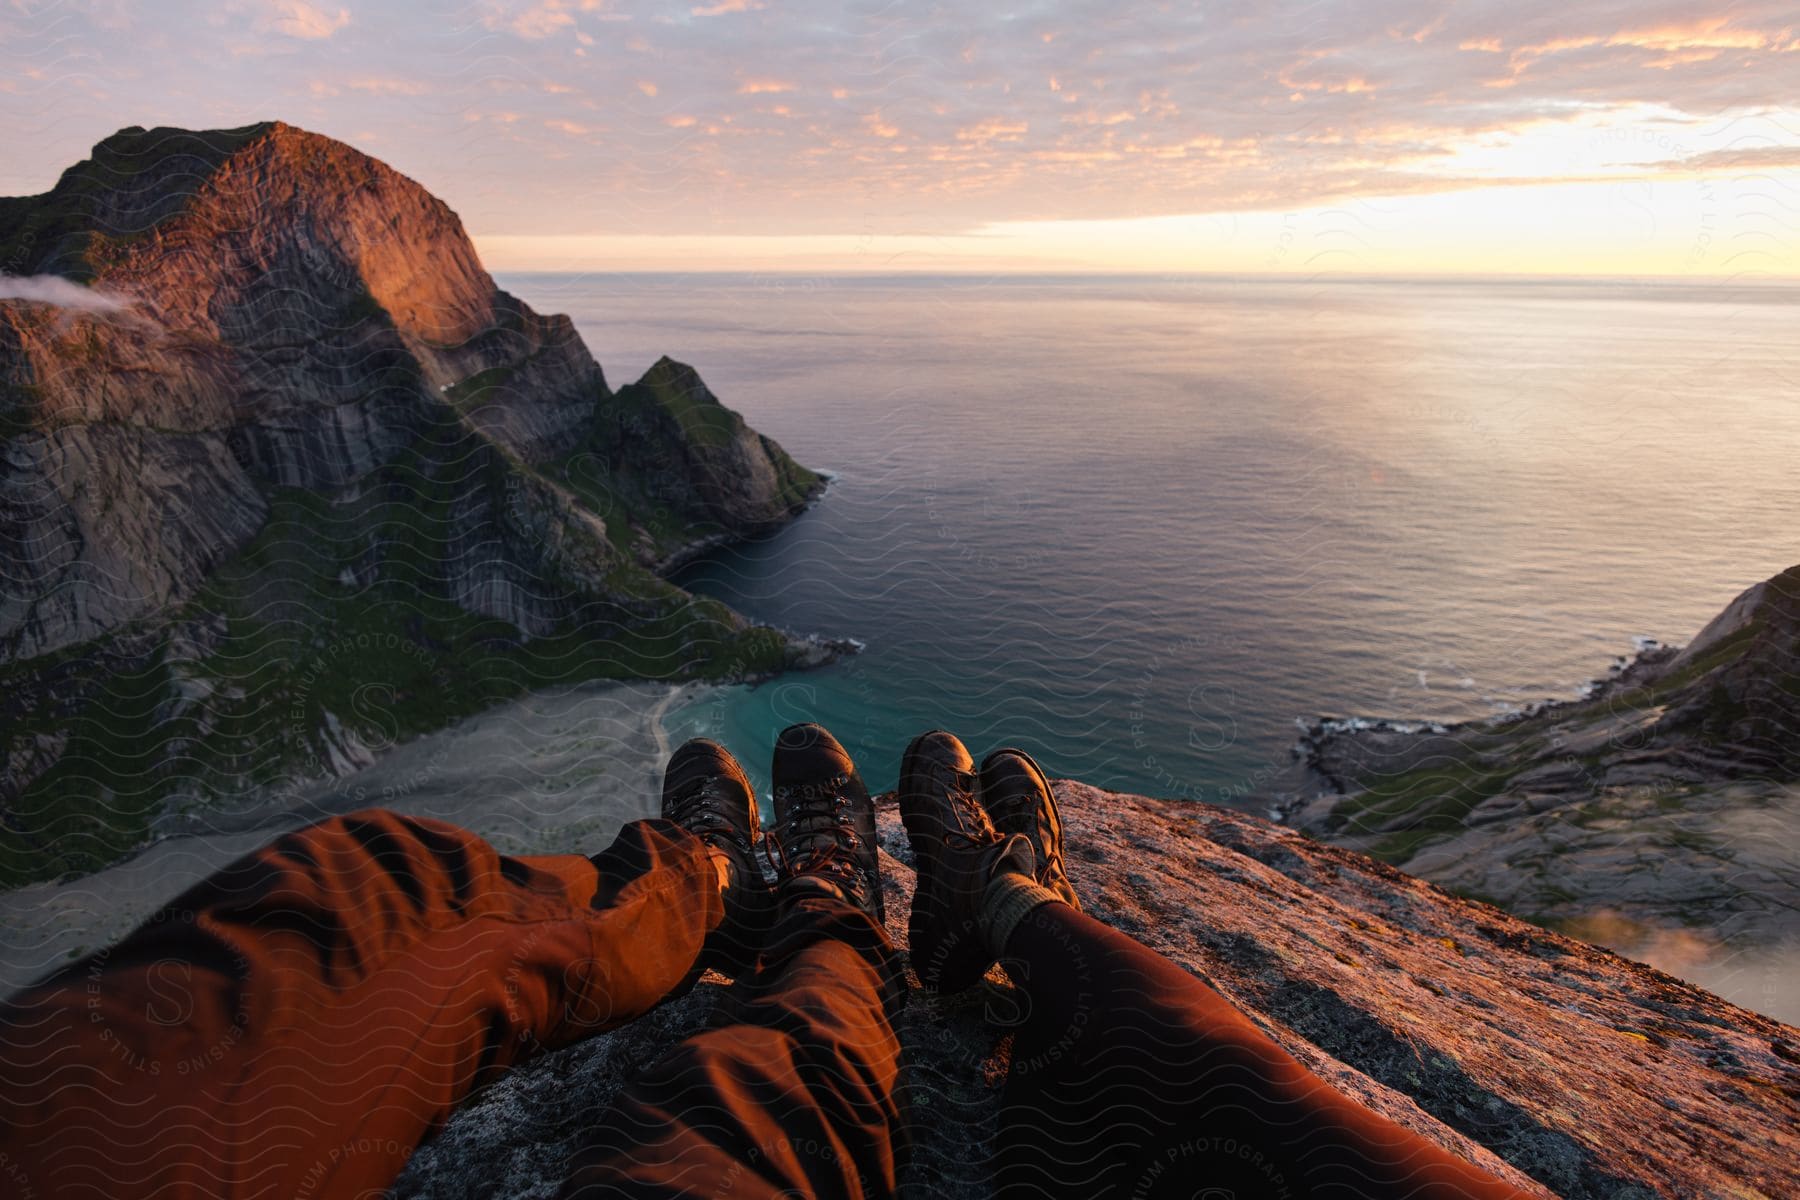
[393,782,1800,1200]
[1282,564,1800,997]
[0,122,826,884]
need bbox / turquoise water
[501,273,1800,804]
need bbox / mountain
[1281,564,1800,976]
[0,122,832,885]
[393,782,1800,1200]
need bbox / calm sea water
[501,273,1800,804]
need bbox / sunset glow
[3,1,1796,277]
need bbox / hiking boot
[661,738,770,973]
[767,723,885,922]
[980,748,1082,911]
[900,730,1035,992]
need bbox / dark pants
[0,810,1522,1199]
[995,904,1529,1198]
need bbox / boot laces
[669,777,751,856]
[769,774,866,884]
[937,769,995,850]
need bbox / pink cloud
[263,1,349,40]
[347,78,430,96]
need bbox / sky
[2,0,1797,275]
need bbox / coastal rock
[1282,564,1800,997]
[394,782,1799,1200]
[573,355,823,566]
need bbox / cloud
[262,1,349,40]
[1649,145,1800,172]
[346,77,430,95]
[1555,910,1800,1024]
[957,117,1030,143]
[7,0,1800,243]
[521,0,1793,234]
[0,275,134,315]
[510,4,575,38]
[482,0,624,39]
[692,0,760,15]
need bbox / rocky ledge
[394,782,1798,1200]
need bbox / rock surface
[1280,565,1800,1015]
[393,781,1800,1200]
[0,123,827,884]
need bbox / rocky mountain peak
[12,120,545,396]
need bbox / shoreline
[0,679,713,997]
[649,468,837,577]
[0,477,849,997]
[1280,634,1684,811]
[1267,619,1800,1024]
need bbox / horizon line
[486,268,1800,285]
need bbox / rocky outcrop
[0,122,827,884]
[1280,564,1800,994]
[591,357,822,553]
[393,782,1800,1200]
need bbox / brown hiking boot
[980,748,1082,911]
[900,730,1034,992]
[661,738,771,973]
[767,723,885,922]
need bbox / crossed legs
[0,724,1529,1200]
[561,895,906,1198]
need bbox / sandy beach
[0,681,701,997]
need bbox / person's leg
[902,741,1532,1200]
[0,807,730,1200]
[562,723,908,1200]
[995,901,1531,1199]
[562,894,906,1199]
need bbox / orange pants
[0,809,1523,1199]
[0,811,904,1199]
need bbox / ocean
[501,272,1800,803]
[5,274,1795,1013]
